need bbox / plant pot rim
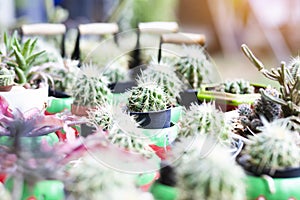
[129,108,172,114]
[237,156,300,178]
[0,85,13,92]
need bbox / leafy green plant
[216,79,254,94]
[177,102,233,146]
[0,31,47,87]
[240,118,300,175]
[71,63,111,107]
[127,76,171,112]
[175,45,213,89]
[176,137,246,200]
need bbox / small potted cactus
[173,45,214,107]
[237,118,300,199]
[173,136,246,200]
[197,79,264,111]
[127,76,172,129]
[71,63,111,116]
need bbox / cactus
[175,45,213,89]
[127,77,171,112]
[72,63,111,107]
[103,63,129,83]
[217,79,254,94]
[241,44,300,117]
[176,137,246,200]
[64,153,154,200]
[241,118,300,175]
[178,102,233,146]
[0,66,15,86]
[141,59,186,104]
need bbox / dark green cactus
[127,77,171,112]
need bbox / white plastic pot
[0,85,48,112]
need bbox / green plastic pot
[246,175,300,199]
[46,97,74,114]
[0,132,59,148]
[5,179,64,200]
[197,83,264,111]
[139,123,178,147]
[170,106,183,123]
[136,172,159,192]
[150,182,178,200]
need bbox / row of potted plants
[0,25,300,200]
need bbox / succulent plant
[0,65,15,86]
[176,136,246,200]
[217,79,254,94]
[103,62,129,83]
[241,118,300,175]
[64,152,154,200]
[0,31,47,87]
[178,102,233,147]
[127,77,171,112]
[242,44,300,117]
[175,45,213,89]
[141,58,186,104]
[233,87,282,135]
[71,63,111,107]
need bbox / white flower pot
[0,85,48,112]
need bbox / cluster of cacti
[0,31,46,86]
[0,65,15,86]
[72,63,111,107]
[176,137,246,200]
[127,77,171,112]
[178,102,233,147]
[241,118,300,175]
[64,153,154,200]
[141,59,186,104]
[175,45,212,89]
[234,87,282,135]
[242,44,300,117]
[217,79,254,94]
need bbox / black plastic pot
[178,89,200,108]
[130,109,171,129]
[237,156,300,178]
[48,88,71,98]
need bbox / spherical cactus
[142,59,186,104]
[254,87,282,121]
[175,45,212,89]
[72,63,111,107]
[176,137,246,200]
[238,104,252,118]
[178,102,232,146]
[241,118,300,175]
[127,78,171,112]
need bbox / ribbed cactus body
[72,64,111,107]
[0,67,15,86]
[127,81,170,112]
